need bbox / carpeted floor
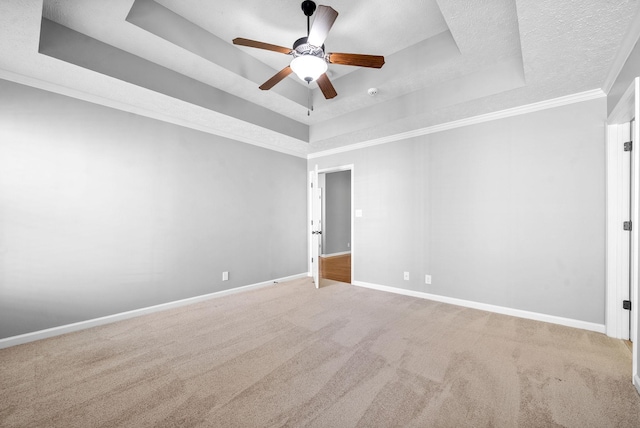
[1,277,639,427]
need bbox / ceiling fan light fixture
[290,55,327,83]
[232,2,383,99]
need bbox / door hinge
[624,141,633,151]
[624,221,632,231]
[623,300,632,310]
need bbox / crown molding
[308,89,606,159]
[0,68,608,162]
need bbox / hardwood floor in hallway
[320,253,351,283]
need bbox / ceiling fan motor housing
[293,37,325,58]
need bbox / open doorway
[309,164,354,288]
[319,170,351,285]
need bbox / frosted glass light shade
[290,55,328,82]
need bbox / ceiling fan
[232,0,385,99]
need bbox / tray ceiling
[0,0,637,157]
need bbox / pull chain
[307,11,311,115]
[307,85,315,116]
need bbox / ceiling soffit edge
[126,0,309,108]
[307,88,606,159]
[310,55,526,143]
[38,18,309,143]
[0,67,310,158]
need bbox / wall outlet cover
[425,274,432,284]
[403,272,410,280]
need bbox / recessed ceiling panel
[0,0,634,156]
[38,19,309,142]
[155,0,449,81]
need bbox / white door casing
[606,77,639,393]
[309,164,355,288]
[607,121,632,340]
[311,165,321,288]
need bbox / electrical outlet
[403,272,410,281]
[425,274,432,285]
[222,271,229,281]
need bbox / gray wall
[0,79,307,339]
[310,98,606,324]
[322,170,351,255]
[608,37,640,116]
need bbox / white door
[632,112,639,389]
[631,118,637,345]
[627,79,639,392]
[311,166,322,288]
[623,121,632,341]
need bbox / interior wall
[0,79,307,339]
[323,170,351,255]
[608,37,640,115]
[309,97,606,325]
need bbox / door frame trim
[308,164,355,284]
[606,78,639,391]
[606,121,631,340]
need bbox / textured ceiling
[0,0,638,157]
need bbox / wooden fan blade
[259,66,293,90]
[307,6,338,47]
[328,52,385,68]
[233,38,292,55]
[316,73,337,99]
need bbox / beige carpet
[1,277,639,427]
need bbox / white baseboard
[0,273,308,349]
[352,281,606,334]
[321,251,351,257]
